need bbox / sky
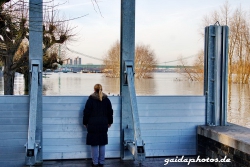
[54,0,250,65]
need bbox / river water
[0,72,249,128]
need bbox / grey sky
[55,0,250,65]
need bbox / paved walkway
[42,157,215,167]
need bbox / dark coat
[83,92,113,145]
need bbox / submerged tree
[180,1,250,84]
[135,44,157,78]
[103,41,120,78]
[177,50,204,82]
[202,2,250,84]
[103,41,157,78]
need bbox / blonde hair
[94,84,103,101]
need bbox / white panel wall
[0,95,205,166]
[137,96,206,156]
[0,96,29,167]
[42,96,120,159]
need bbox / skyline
[54,0,250,65]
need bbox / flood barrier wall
[0,95,205,166]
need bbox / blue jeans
[91,145,105,165]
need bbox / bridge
[59,64,194,72]
[61,64,193,69]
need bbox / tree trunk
[3,64,15,95]
[2,49,17,94]
[23,70,29,95]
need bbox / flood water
[0,72,249,128]
[42,73,204,96]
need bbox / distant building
[74,57,81,65]
[78,58,82,65]
[63,57,81,65]
[63,58,71,65]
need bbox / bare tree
[43,44,66,70]
[0,0,77,94]
[205,3,250,84]
[103,41,157,78]
[103,41,120,78]
[177,50,204,82]
[0,0,29,94]
[135,44,156,78]
[183,1,250,84]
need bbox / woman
[83,84,113,167]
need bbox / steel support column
[123,61,145,162]
[25,0,43,165]
[204,25,229,126]
[120,0,135,160]
[120,0,145,162]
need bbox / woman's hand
[84,125,87,128]
[108,124,111,128]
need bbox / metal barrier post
[204,25,229,126]
[120,0,145,162]
[25,0,43,165]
